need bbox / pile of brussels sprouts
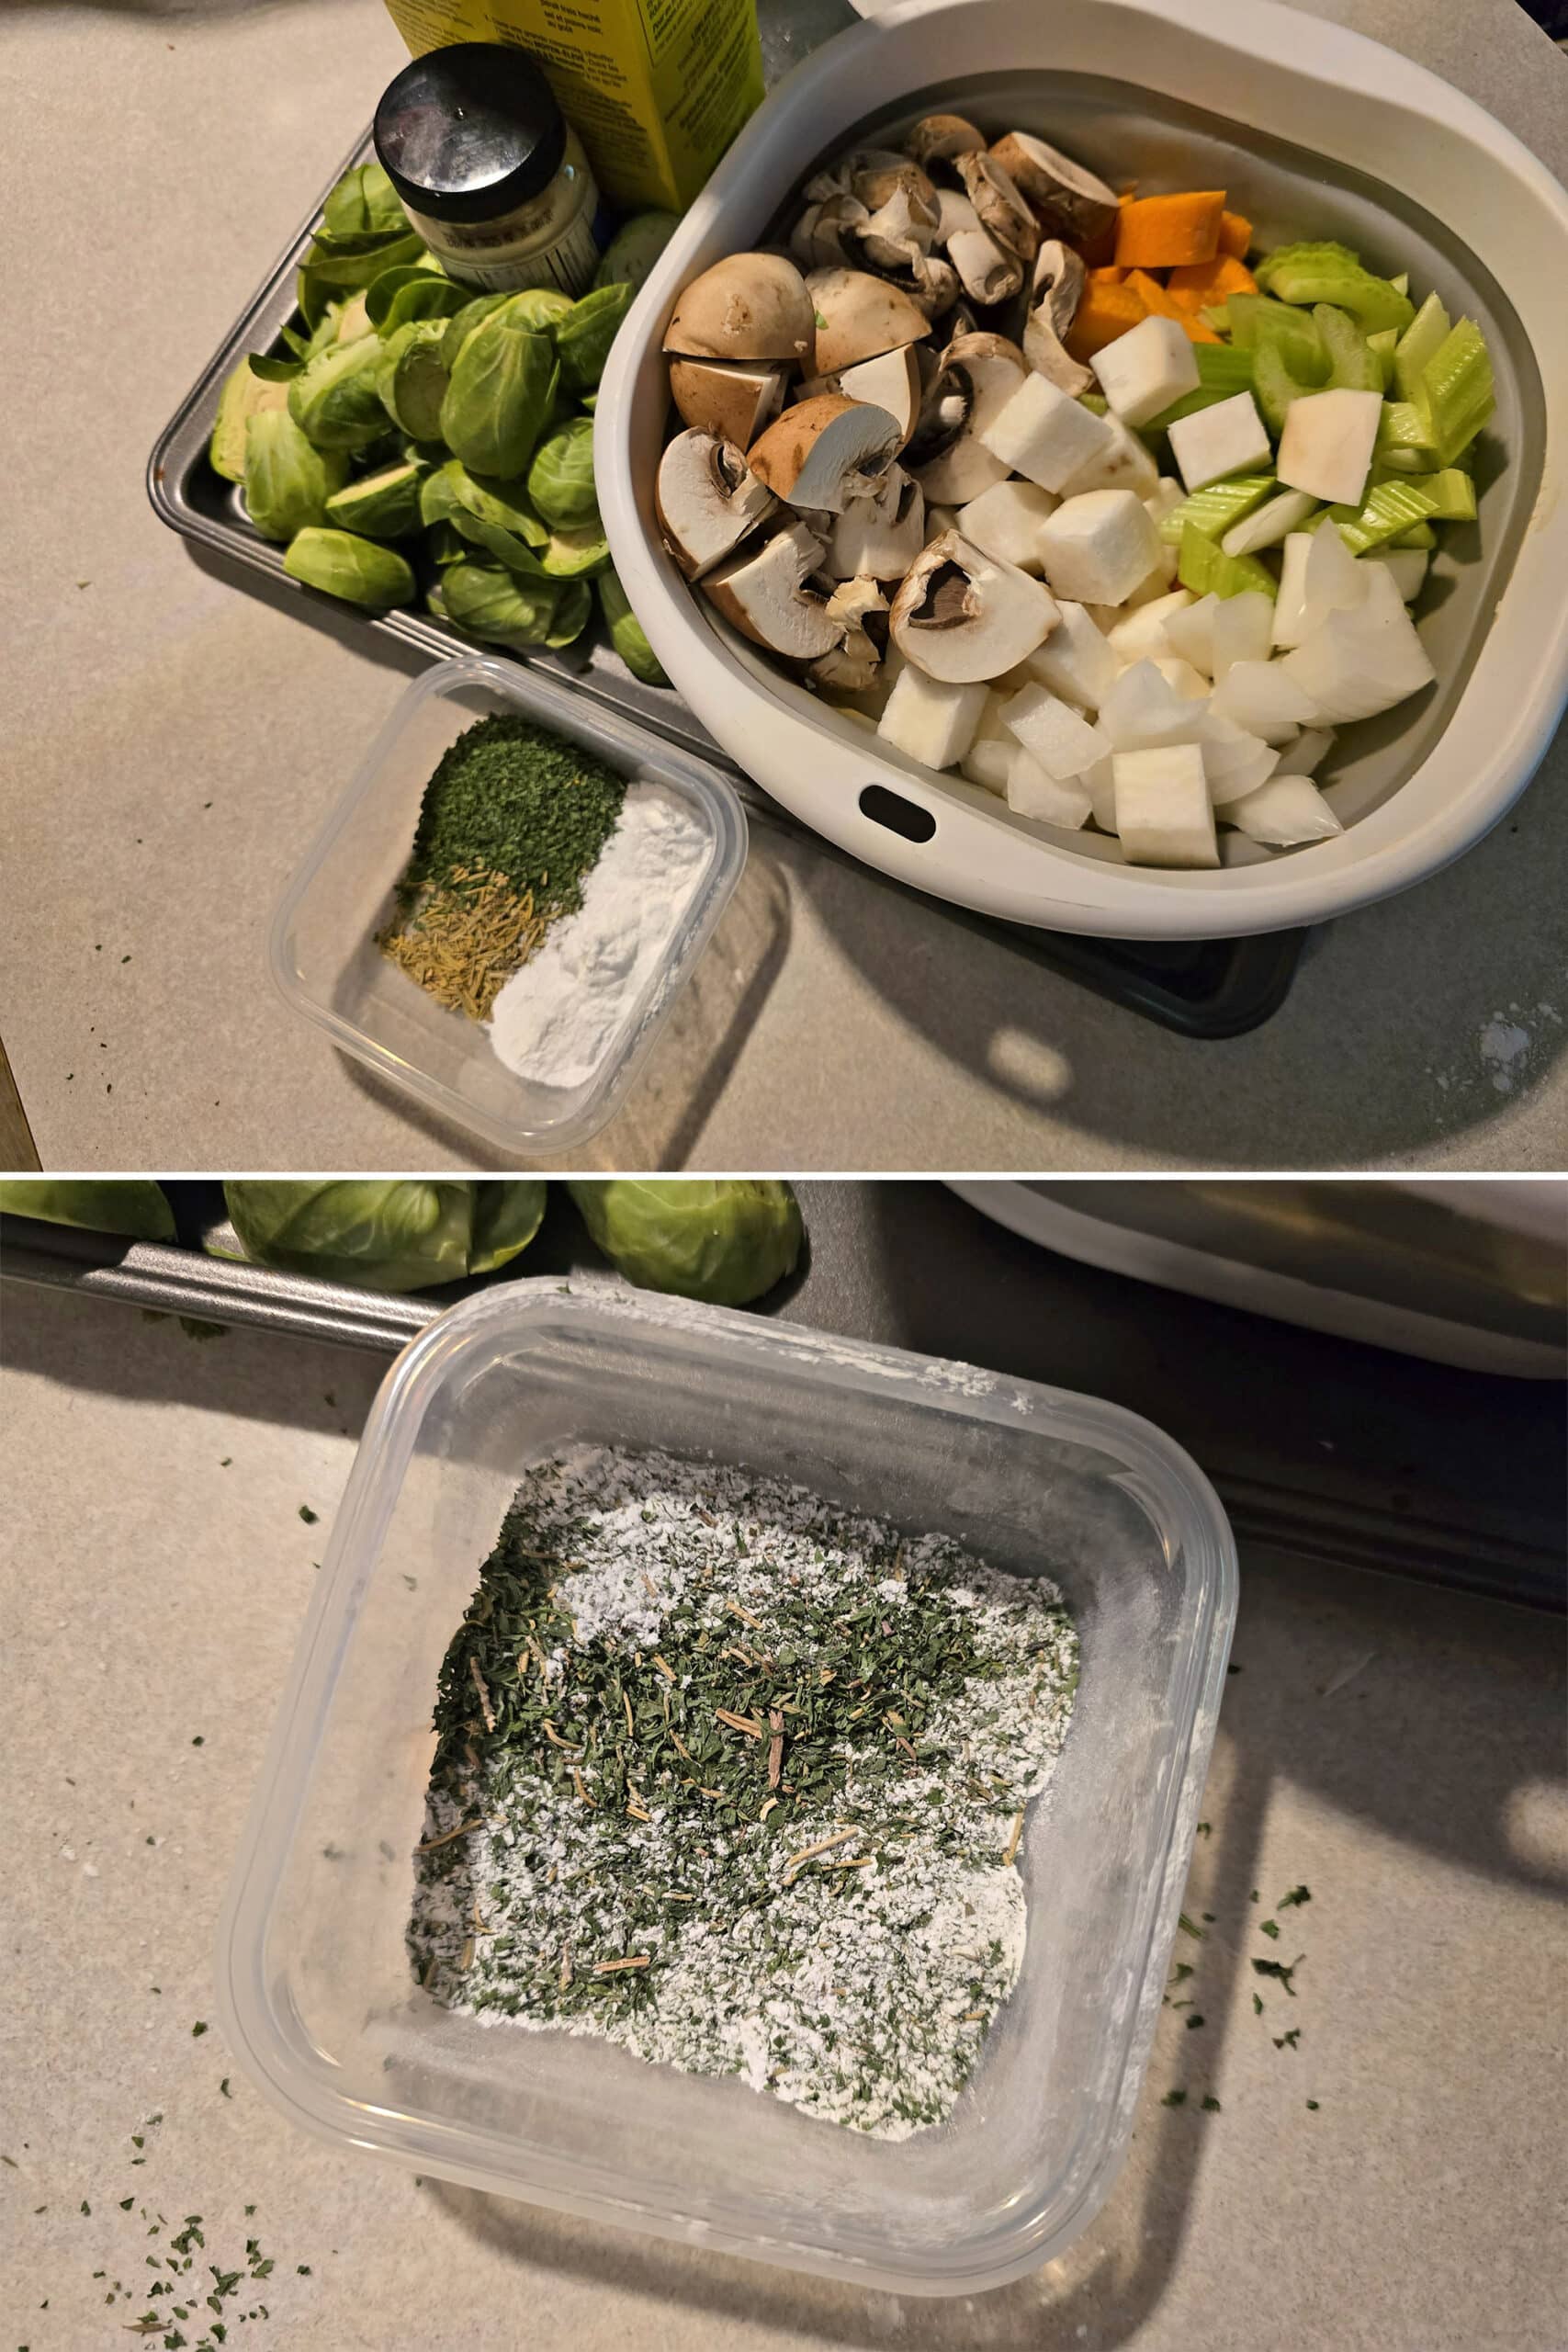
[209,161,673,682]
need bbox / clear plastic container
[218,1281,1236,2294]
[268,657,747,1155]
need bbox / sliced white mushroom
[746,392,900,514]
[655,428,778,581]
[805,266,931,375]
[702,518,838,660]
[668,356,789,450]
[908,332,1029,507]
[987,132,1120,247]
[936,188,1023,308]
[1022,242,1093,395]
[905,114,987,171]
[789,194,871,270]
[808,574,889,693]
[889,528,1060,684]
[663,253,815,365]
[954,151,1039,264]
[827,463,925,579]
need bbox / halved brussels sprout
[598,570,669,684]
[223,1180,545,1293]
[283,526,415,608]
[378,319,450,442]
[568,1181,803,1306]
[323,459,423,539]
[440,300,558,478]
[555,281,634,394]
[440,560,562,647]
[288,335,391,450]
[209,357,289,483]
[545,577,592,646]
[539,522,611,579]
[526,414,599,530]
[440,292,512,372]
[0,1180,176,1241]
[243,410,349,540]
[594,211,679,292]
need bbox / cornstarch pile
[407,1447,1079,2138]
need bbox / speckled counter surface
[4,1272,1564,2350]
[4,0,1566,1172]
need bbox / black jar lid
[374,43,568,225]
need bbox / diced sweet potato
[1123,269,1222,344]
[1063,278,1148,361]
[1166,254,1259,312]
[1217,210,1253,260]
[1115,191,1225,270]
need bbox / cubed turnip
[1167,391,1272,494]
[1021,599,1120,711]
[1164,592,1221,677]
[1006,752,1094,829]
[1081,755,1118,831]
[980,375,1116,493]
[1036,491,1162,606]
[1209,591,1276,680]
[960,737,1013,794]
[1091,315,1200,428]
[1209,658,1323,736]
[1151,654,1211,700]
[876,667,988,768]
[1060,411,1161,500]
[1106,588,1194,667]
[1001,682,1110,778]
[1111,744,1218,867]
[1367,547,1429,603]
[1099,659,1212,750]
[1226,773,1344,844]
[1274,725,1337,776]
[1276,389,1382,506]
[1280,604,1436,720]
[955,478,1059,573]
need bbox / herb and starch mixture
[408,1447,1079,2138]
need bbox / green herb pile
[208,160,667,682]
[407,1447,1080,2138]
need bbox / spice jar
[374,44,602,296]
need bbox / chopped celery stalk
[1253,241,1416,334]
[1251,300,1377,434]
[1079,391,1110,414]
[1367,328,1398,390]
[1195,345,1257,390]
[1389,271,1410,298]
[1156,473,1276,545]
[1326,478,1440,553]
[1376,398,1438,460]
[1178,522,1278,600]
[1145,385,1235,430]
[1421,468,1478,520]
[1221,487,1319,556]
[1254,342,1314,435]
[1201,303,1230,333]
[1226,294,1327,375]
[1392,520,1437,548]
[1419,318,1495,464]
[1393,290,1450,405]
[1314,304,1383,393]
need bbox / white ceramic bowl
[598,0,1568,940]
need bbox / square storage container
[218,1282,1236,2293]
[268,658,747,1155]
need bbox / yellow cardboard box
[381,0,763,214]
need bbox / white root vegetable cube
[1227,773,1344,844]
[876,667,988,768]
[1367,547,1429,603]
[975,689,1015,743]
[1275,725,1336,776]
[1091,315,1200,427]
[1210,658,1322,737]
[1222,487,1319,557]
[961,737,1014,795]
[955,478,1059,572]
[1111,744,1218,867]
[1081,755,1117,831]
[1164,592,1220,677]
[1022,599,1120,710]
[1167,390,1272,494]
[1001,682,1110,778]
[1276,388,1382,506]
[1144,478,1186,583]
[1205,736,1282,805]
[1060,412,1161,500]
[1037,491,1162,606]
[979,375,1116,493]
[1280,603,1437,720]
[1151,654,1211,700]
[1106,587,1194,667]
[1210,591,1276,679]
[1099,658,1212,750]
[1006,753,1093,829]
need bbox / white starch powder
[488,782,708,1090]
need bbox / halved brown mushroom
[987,133,1119,247]
[808,575,889,693]
[1022,241,1092,393]
[788,193,871,270]
[904,114,987,171]
[663,253,814,364]
[954,152,1039,265]
[936,187,1024,308]
[889,528,1059,683]
[907,332,1028,506]
[825,464,925,579]
[747,392,900,514]
[805,267,931,374]
[669,356,789,449]
[702,519,840,661]
[655,428,777,582]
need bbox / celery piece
[1376,399,1438,462]
[1178,522,1278,599]
[1367,328,1399,390]
[1156,473,1276,545]
[1254,340,1321,435]
[1201,303,1231,333]
[1392,520,1438,548]
[1226,293,1327,372]
[1145,385,1233,431]
[1195,345,1257,391]
[1079,391,1110,415]
[1390,270,1410,298]
[1422,468,1478,521]
[1393,289,1450,405]
[1326,478,1439,553]
[1314,304,1383,393]
[1253,241,1416,334]
[1419,318,1495,465]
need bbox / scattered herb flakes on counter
[1259,1916,1280,1939]
[1278,1883,1312,1907]
[407,1446,1079,2139]
[1253,1955,1302,1996]
[1201,2095,1222,2112]
[1161,2089,1187,2108]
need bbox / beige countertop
[5,0,1567,1173]
[3,1277,1564,2349]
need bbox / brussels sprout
[323,459,423,539]
[419,457,467,532]
[0,1180,175,1241]
[426,521,468,567]
[540,522,611,579]
[243,410,349,540]
[383,276,468,334]
[447,463,549,546]
[288,334,390,450]
[555,281,635,393]
[440,292,512,373]
[378,318,450,442]
[298,227,424,325]
[441,560,563,646]
[321,160,409,241]
[283,526,415,609]
[440,301,559,478]
[223,1180,545,1293]
[367,264,437,330]
[209,356,288,482]
[335,290,373,344]
[594,211,679,292]
[598,569,669,684]
[545,578,592,647]
[569,1182,803,1306]
[510,287,577,334]
[526,415,599,530]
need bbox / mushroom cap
[702,518,840,660]
[747,392,901,514]
[668,356,789,449]
[654,427,777,581]
[905,114,987,169]
[937,189,1025,307]
[987,132,1119,244]
[1022,243,1092,391]
[664,253,815,364]
[805,266,931,374]
[908,333,1028,506]
[889,527,1059,683]
[954,151,1040,264]
[789,194,870,270]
